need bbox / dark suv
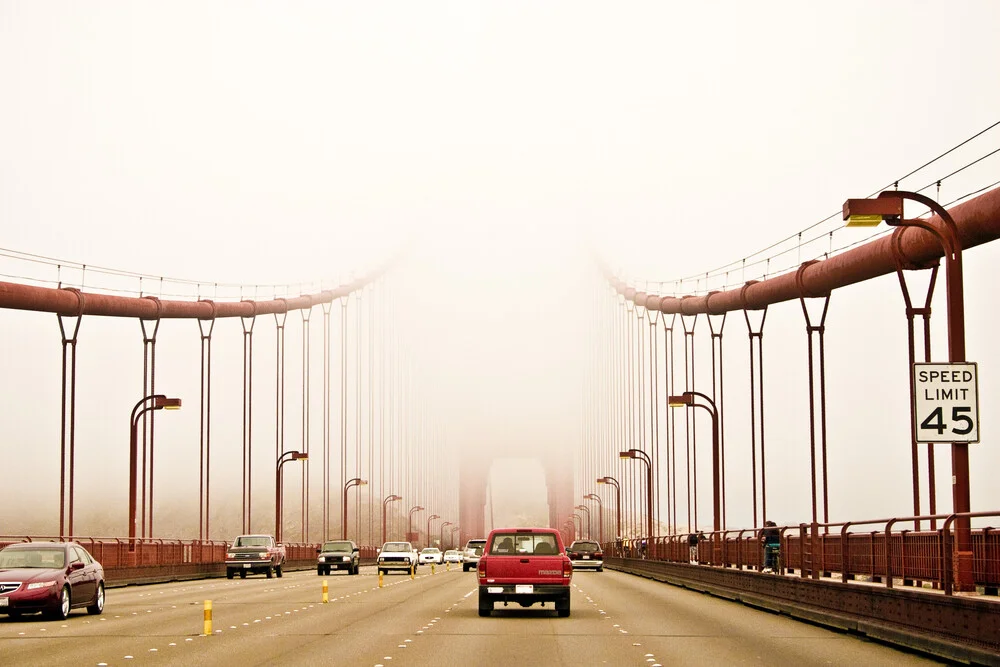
[566,540,603,572]
[317,540,360,575]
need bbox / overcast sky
[1,1,998,538]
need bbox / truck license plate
[243,563,252,568]
[515,585,533,594]
[0,598,7,607]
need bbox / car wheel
[276,564,283,578]
[352,563,359,575]
[239,570,247,579]
[226,569,235,580]
[266,565,274,579]
[556,594,571,618]
[597,566,604,572]
[478,595,492,617]
[87,582,105,615]
[48,585,71,620]
[463,564,469,572]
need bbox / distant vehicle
[462,538,487,572]
[477,527,572,617]
[567,540,603,572]
[377,541,417,575]
[317,540,360,576]
[225,534,286,579]
[443,549,462,564]
[0,541,105,620]
[419,547,443,565]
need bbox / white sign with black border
[912,362,979,443]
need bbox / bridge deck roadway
[0,566,948,666]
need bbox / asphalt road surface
[0,565,942,666]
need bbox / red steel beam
[603,187,1000,313]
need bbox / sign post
[912,363,980,444]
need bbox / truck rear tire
[276,564,283,578]
[556,593,571,617]
[226,569,235,580]
[478,595,492,617]
[239,570,247,579]
[266,565,274,578]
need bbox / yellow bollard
[203,600,212,636]
[378,570,384,588]
[322,579,329,603]
[446,562,450,572]
[431,563,435,575]
[410,565,415,580]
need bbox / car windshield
[466,541,485,554]
[383,542,410,552]
[489,532,558,555]
[445,550,459,556]
[0,548,66,569]
[234,536,271,547]
[322,542,352,553]
[571,542,600,553]
[421,548,439,554]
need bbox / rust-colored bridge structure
[1,186,999,660]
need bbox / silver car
[462,539,486,572]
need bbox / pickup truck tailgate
[480,556,567,584]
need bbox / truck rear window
[489,533,559,555]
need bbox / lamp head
[842,196,903,227]
[155,396,182,410]
[619,450,635,460]
[291,451,308,460]
[667,393,693,407]
[358,479,368,486]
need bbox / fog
[1,2,999,544]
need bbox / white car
[377,541,417,574]
[443,549,462,564]
[462,538,486,572]
[419,547,443,565]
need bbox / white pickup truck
[376,541,417,575]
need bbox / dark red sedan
[0,541,105,620]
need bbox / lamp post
[449,524,459,550]
[276,450,308,543]
[408,506,424,543]
[129,394,181,547]
[597,476,621,546]
[562,519,575,544]
[382,494,402,545]
[440,521,452,549]
[584,493,604,544]
[570,513,583,541]
[668,392,721,532]
[844,191,974,591]
[426,514,440,549]
[619,449,653,539]
[342,477,368,540]
[575,504,592,539]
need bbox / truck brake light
[563,559,573,579]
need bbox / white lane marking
[149,648,158,653]
[168,642,176,646]
[185,638,193,642]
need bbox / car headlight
[318,556,326,562]
[342,556,350,562]
[27,581,57,590]
[226,552,236,559]
[258,552,269,559]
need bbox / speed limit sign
[912,362,980,443]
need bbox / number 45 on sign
[912,362,980,443]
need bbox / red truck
[477,527,573,617]
[225,534,287,579]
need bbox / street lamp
[575,504,591,540]
[596,476,621,546]
[342,477,368,540]
[440,521,452,549]
[619,449,653,539]
[129,394,181,547]
[382,494,402,545]
[844,190,974,591]
[408,506,424,542]
[570,513,583,541]
[668,392,722,532]
[426,514,440,549]
[449,524,459,550]
[584,493,604,544]
[276,450,308,543]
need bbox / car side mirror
[69,562,85,572]
[316,548,321,553]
